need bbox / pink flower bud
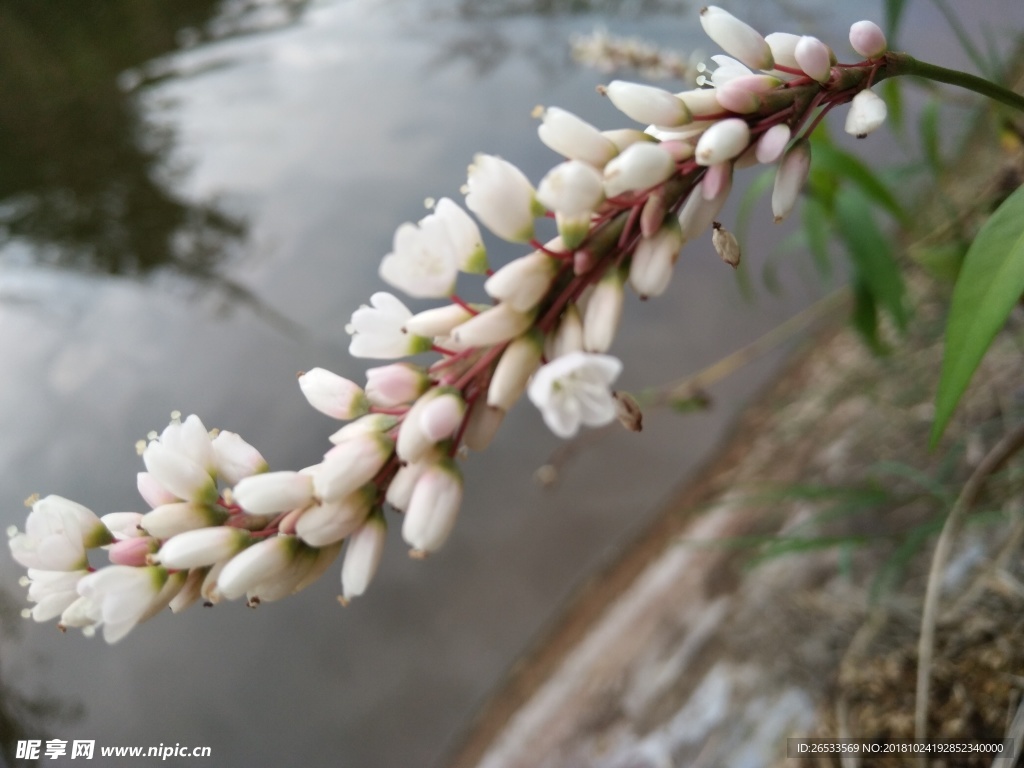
[107,537,158,567]
[755,124,791,164]
[678,169,732,241]
[849,20,887,58]
[701,162,732,201]
[419,392,467,443]
[772,138,811,222]
[137,471,177,508]
[365,363,430,408]
[794,36,832,83]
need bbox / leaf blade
[932,184,1024,444]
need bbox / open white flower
[9,495,112,571]
[527,351,623,438]
[379,215,460,299]
[76,565,170,643]
[465,154,539,243]
[347,292,431,360]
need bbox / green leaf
[836,189,908,331]
[932,184,1024,445]
[919,100,942,173]
[802,194,833,278]
[910,242,966,283]
[882,78,905,134]
[884,0,908,47]
[814,143,909,224]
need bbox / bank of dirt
[448,80,1024,768]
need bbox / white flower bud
[844,88,887,138]
[699,6,774,71]
[385,456,431,511]
[420,392,467,443]
[771,138,811,222]
[695,118,750,166]
[538,106,618,168]
[678,169,732,241]
[168,568,205,613]
[849,20,887,58]
[217,535,302,601]
[485,250,560,313]
[714,74,781,114]
[328,414,400,446]
[298,368,369,421]
[711,221,741,268]
[462,404,505,452]
[676,88,722,118]
[435,197,488,274]
[364,363,430,408]
[449,303,535,348]
[404,303,474,338]
[600,128,655,152]
[143,441,217,504]
[755,124,791,164]
[341,512,388,602]
[137,471,176,509]
[765,32,801,71]
[537,160,604,217]
[465,154,538,243]
[160,415,216,475]
[545,303,584,360]
[211,431,268,487]
[140,502,226,539]
[487,331,544,410]
[314,433,394,503]
[603,80,691,127]
[701,162,732,201]
[708,54,753,87]
[794,35,832,83]
[402,458,463,556]
[101,512,145,540]
[295,486,374,547]
[629,219,684,298]
[603,142,676,198]
[233,471,315,516]
[153,526,251,569]
[583,268,625,352]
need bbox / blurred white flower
[527,351,623,438]
[347,292,430,360]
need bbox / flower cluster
[9,7,893,642]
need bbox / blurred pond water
[1,0,1023,765]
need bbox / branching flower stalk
[9,7,1023,644]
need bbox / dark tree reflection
[0,1,305,334]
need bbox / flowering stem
[879,52,1024,113]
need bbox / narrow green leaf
[836,189,908,331]
[851,278,885,353]
[919,100,942,173]
[882,78,905,134]
[802,194,833,278]
[932,184,1024,445]
[814,143,909,224]
[884,0,908,47]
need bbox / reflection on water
[0,0,308,337]
[0,588,81,767]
